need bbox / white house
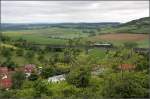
[48,74,65,83]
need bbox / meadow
[0,17,149,98]
[2,27,149,48]
[2,27,90,45]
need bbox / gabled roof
[0,67,12,89]
[118,64,135,70]
[0,67,8,74]
[24,64,37,73]
[48,74,65,83]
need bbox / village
[0,64,66,90]
[0,62,137,90]
[0,1,149,98]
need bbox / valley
[0,16,149,98]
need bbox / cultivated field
[91,33,148,41]
[88,33,149,48]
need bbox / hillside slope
[100,17,150,33]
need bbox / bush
[123,42,138,48]
[102,72,149,98]
[33,79,50,97]
[41,66,56,79]
[66,66,91,88]
[12,71,26,89]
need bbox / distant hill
[1,22,120,31]
[100,17,150,34]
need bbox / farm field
[2,29,149,48]
[91,33,148,41]
[2,17,150,47]
[2,27,90,45]
[88,33,149,48]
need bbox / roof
[24,64,36,73]
[25,64,36,68]
[94,43,112,46]
[0,67,12,89]
[0,67,8,74]
[0,77,12,89]
[48,74,65,83]
[118,64,135,70]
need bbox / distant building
[0,67,12,90]
[93,43,113,48]
[118,64,135,71]
[48,74,65,83]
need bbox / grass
[2,27,90,45]
[137,39,149,48]
[2,27,149,47]
[88,48,107,59]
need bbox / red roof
[0,67,12,89]
[24,64,36,73]
[0,77,12,89]
[118,64,135,71]
[0,67,8,74]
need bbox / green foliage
[135,53,149,72]
[21,80,34,89]
[66,65,91,88]
[33,79,51,97]
[45,81,80,98]
[0,23,149,99]
[0,90,16,99]
[15,88,35,99]
[1,48,12,57]
[16,49,24,56]
[103,48,142,70]
[12,71,26,89]
[38,54,45,63]
[2,58,17,69]
[25,51,35,59]
[102,72,149,98]
[41,66,56,79]
[100,17,150,33]
[123,42,138,48]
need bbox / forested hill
[1,22,120,31]
[2,17,149,33]
[100,17,150,34]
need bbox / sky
[1,1,149,23]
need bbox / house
[118,64,135,71]
[24,64,37,73]
[93,43,113,48]
[0,67,12,89]
[48,74,65,83]
[24,64,37,77]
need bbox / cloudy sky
[1,1,149,23]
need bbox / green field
[2,28,149,48]
[2,17,149,47]
[2,27,90,45]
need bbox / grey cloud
[1,1,149,23]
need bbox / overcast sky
[1,1,149,23]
